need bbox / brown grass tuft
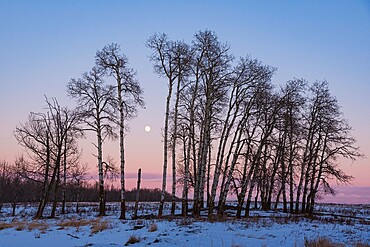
[0,221,12,230]
[58,219,92,229]
[28,221,49,232]
[148,223,158,232]
[125,234,140,245]
[14,221,27,231]
[90,219,111,235]
[304,236,344,247]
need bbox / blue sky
[0,1,369,194]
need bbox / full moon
[144,125,151,132]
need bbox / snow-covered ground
[1,202,369,247]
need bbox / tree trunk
[50,159,61,218]
[181,135,189,216]
[62,135,67,214]
[35,135,50,219]
[76,181,80,214]
[218,129,245,216]
[171,75,182,215]
[119,121,126,220]
[159,79,173,217]
[245,168,258,218]
[133,168,141,219]
[97,127,105,216]
[209,86,238,217]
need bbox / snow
[1,202,369,247]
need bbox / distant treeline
[0,166,177,206]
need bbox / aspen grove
[148,30,361,218]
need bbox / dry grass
[27,221,49,232]
[304,236,344,247]
[0,220,48,232]
[58,219,93,229]
[148,223,158,232]
[57,218,111,235]
[13,221,27,231]
[354,243,370,247]
[0,221,12,230]
[90,219,111,235]
[125,234,140,245]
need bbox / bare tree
[69,162,88,213]
[14,97,81,219]
[147,33,178,217]
[166,41,192,215]
[67,67,117,216]
[274,79,306,213]
[299,81,361,216]
[191,30,233,216]
[145,31,361,220]
[209,57,275,217]
[96,43,144,219]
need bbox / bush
[148,223,158,232]
[125,234,140,245]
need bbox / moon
[144,125,151,132]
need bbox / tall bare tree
[96,43,144,219]
[298,81,361,215]
[147,33,179,216]
[191,30,233,216]
[209,57,275,217]
[67,67,116,216]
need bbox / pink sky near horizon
[0,1,369,204]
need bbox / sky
[0,0,369,202]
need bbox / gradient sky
[0,1,369,201]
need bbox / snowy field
[1,202,369,247]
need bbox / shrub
[148,223,158,232]
[125,234,140,245]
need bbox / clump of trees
[147,30,362,218]
[13,97,83,218]
[8,43,144,219]
[0,31,361,220]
